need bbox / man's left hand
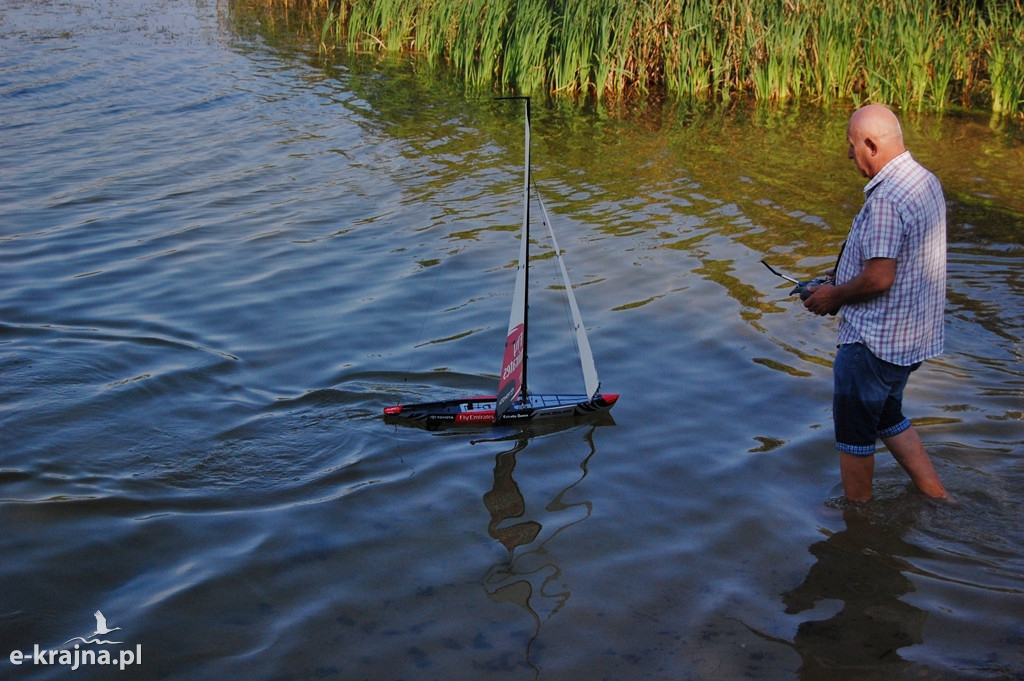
[804,284,841,316]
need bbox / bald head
[846,104,906,179]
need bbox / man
[804,104,948,502]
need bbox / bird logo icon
[64,611,123,645]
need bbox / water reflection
[479,426,603,676]
[782,506,935,679]
[483,438,542,552]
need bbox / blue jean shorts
[833,343,920,456]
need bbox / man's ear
[865,137,878,156]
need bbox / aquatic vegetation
[233,0,1024,120]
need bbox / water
[2,1,1023,679]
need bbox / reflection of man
[783,510,927,677]
[804,104,948,502]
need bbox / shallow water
[2,1,1023,679]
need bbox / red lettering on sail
[495,324,525,417]
[500,325,524,384]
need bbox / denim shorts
[833,343,920,456]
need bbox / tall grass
[809,1,859,104]
[236,0,1024,120]
[985,2,1024,118]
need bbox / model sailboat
[384,98,618,427]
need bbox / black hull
[384,393,618,429]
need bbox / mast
[521,97,530,400]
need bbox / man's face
[846,124,873,178]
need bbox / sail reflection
[479,425,605,675]
[483,438,542,552]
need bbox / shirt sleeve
[860,197,903,260]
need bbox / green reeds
[808,1,860,104]
[238,0,1024,120]
[745,2,811,103]
[985,2,1024,118]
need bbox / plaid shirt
[836,151,946,366]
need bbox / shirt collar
[864,150,913,197]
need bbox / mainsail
[494,99,531,420]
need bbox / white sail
[495,101,531,420]
[535,192,600,399]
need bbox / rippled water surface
[2,1,1023,679]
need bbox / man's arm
[803,257,896,316]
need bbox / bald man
[804,105,948,502]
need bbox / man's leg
[839,451,875,502]
[882,426,948,499]
[834,344,880,502]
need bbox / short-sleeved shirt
[836,151,946,366]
